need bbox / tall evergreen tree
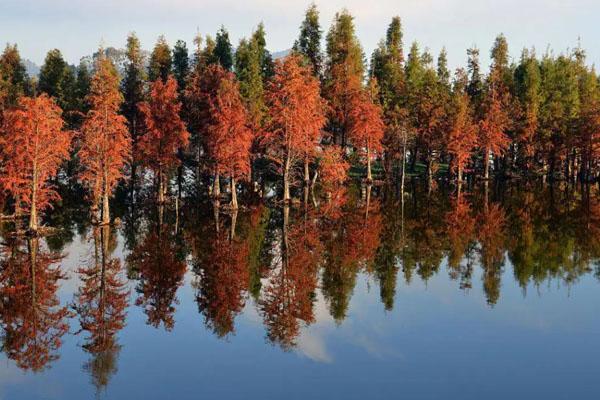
[148,36,172,82]
[293,3,323,78]
[213,26,234,71]
[172,40,189,92]
[0,44,30,107]
[121,32,147,198]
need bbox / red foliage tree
[318,146,350,190]
[264,55,327,202]
[348,81,385,182]
[202,66,253,208]
[0,237,69,371]
[195,212,250,337]
[139,76,189,203]
[127,213,186,330]
[74,226,129,359]
[325,60,363,148]
[79,56,131,224]
[260,207,321,349]
[0,95,71,231]
[448,92,478,182]
[479,90,510,179]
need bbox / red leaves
[139,76,189,175]
[264,55,327,168]
[448,92,478,176]
[79,57,131,211]
[319,146,349,188]
[348,85,385,157]
[0,94,71,227]
[202,65,253,180]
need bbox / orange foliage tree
[139,76,189,203]
[0,94,71,231]
[194,212,250,337]
[260,207,321,349]
[0,237,69,371]
[318,146,350,190]
[74,226,129,362]
[348,81,385,182]
[128,213,186,330]
[79,56,131,224]
[264,55,326,202]
[479,90,510,179]
[448,91,478,182]
[202,66,252,208]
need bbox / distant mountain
[272,49,291,60]
[23,59,40,77]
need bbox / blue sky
[1,0,598,71]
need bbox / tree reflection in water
[2,182,600,374]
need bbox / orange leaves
[479,91,511,157]
[348,85,385,156]
[202,65,253,180]
[265,54,326,165]
[319,146,349,188]
[139,76,189,175]
[0,94,71,223]
[448,92,478,175]
[79,57,130,209]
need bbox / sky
[1,0,598,71]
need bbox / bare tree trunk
[366,147,373,183]
[283,154,291,203]
[29,166,38,232]
[484,149,490,180]
[213,172,220,199]
[230,176,238,210]
[157,169,165,204]
[304,158,310,185]
[102,169,110,225]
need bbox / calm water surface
[1,183,599,400]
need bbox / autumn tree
[139,76,190,203]
[73,226,129,391]
[447,69,478,183]
[202,66,252,208]
[318,146,349,190]
[194,211,250,337]
[0,94,71,232]
[0,237,69,371]
[348,80,385,182]
[127,211,186,330]
[79,55,131,225]
[264,55,327,202]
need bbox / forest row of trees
[2,4,600,231]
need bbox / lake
[1,182,599,399]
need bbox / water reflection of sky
[1,186,599,399]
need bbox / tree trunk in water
[283,155,291,203]
[366,147,373,183]
[213,173,220,199]
[484,149,490,180]
[400,132,407,199]
[230,176,238,210]
[29,167,38,232]
[102,192,110,225]
[304,158,310,185]
[157,170,165,204]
